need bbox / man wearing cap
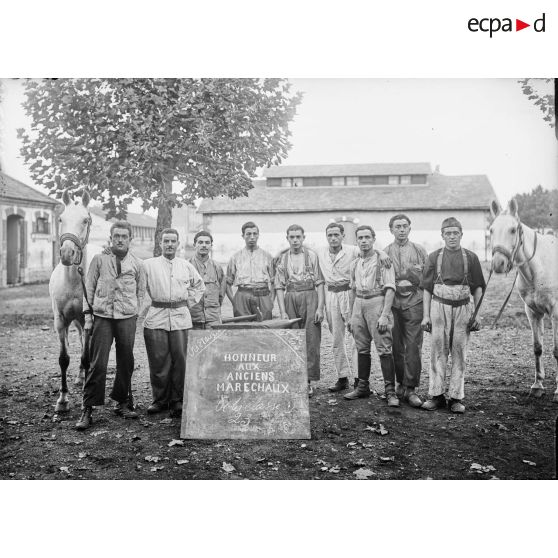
[189,230,226,329]
[345,225,399,407]
[385,214,428,407]
[420,217,485,414]
[276,224,325,397]
[143,228,205,417]
[226,221,275,321]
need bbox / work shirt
[143,256,205,331]
[274,248,325,290]
[350,252,396,294]
[85,251,146,320]
[385,240,428,310]
[317,244,360,287]
[188,256,225,325]
[226,247,274,288]
[421,247,486,295]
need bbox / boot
[380,355,397,405]
[75,406,93,431]
[344,354,371,400]
[115,400,139,419]
[328,377,349,392]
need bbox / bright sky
[1,78,556,211]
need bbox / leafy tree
[513,185,558,231]
[518,78,555,129]
[17,78,302,254]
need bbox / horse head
[490,199,523,274]
[58,189,92,266]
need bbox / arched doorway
[6,214,25,285]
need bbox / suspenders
[435,248,469,286]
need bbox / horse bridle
[491,219,537,273]
[59,214,92,266]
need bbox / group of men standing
[75,213,485,431]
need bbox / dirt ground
[1,266,556,480]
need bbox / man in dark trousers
[76,221,146,431]
[226,221,275,321]
[420,217,485,414]
[143,228,205,417]
[385,214,428,407]
[189,230,226,329]
[275,224,325,397]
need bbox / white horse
[49,189,92,412]
[490,198,558,403]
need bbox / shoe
[344,379,371,400]
[75,407,93,431]
[115,402,139,419]
[147,402,166,414]
[387,394,400,407]
[308,384,314,398]
[449,399,466,414]
[328,377,349,392]
[405,390,423,408]
[421,395,446,411]
[169,403,183,418]
[395,384,405,398]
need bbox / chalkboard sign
[181,329,310,439]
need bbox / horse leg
[551,312,558,404]
[55,323,71,412]
[73,319,88,386]
[525,305,545,398]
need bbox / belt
[237,286,270,296]
[356,290,384,300]
[327,283,350,293]
[432,294,470,307]
[151,300,189,309]
[286,280,315,293]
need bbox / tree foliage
[513,185,558,231]
[518,78,555,129]
[17,78,302,254]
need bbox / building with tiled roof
[198,163,498,261]
[0,171,61,286]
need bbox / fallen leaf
[321,467,328,471]
[168,439,184,447]
[256,457,266,463]
[470,463,496,473]
[115,433,123,439]
[222,462,236,473]
[354,468,375,479]
[145,455,160,463]
[328,466,340,474]
[73,440,84,445]
[365,424,389,436]
[346,442,357,447]
[78,452,87,459]
[160,418,173,424]
[150,466,164,472]
[176,459,189,465]
[353,458,366,466]
[90,430,108,437]
[379,456,395,463]
[300,443,307,448]
[327,399,338,406]
[523,460,536,467]
[59,466,70,474]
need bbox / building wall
[0,202,57,286]
[202,209,491,263]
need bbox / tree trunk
[153,175,173,257]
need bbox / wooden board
[181,329,310,439]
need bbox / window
[267,178,281,187]
[388,175,399,185]
[346,176,359,186]
[400,175,411,185]
[303,177,332,187]
[411,175,427,184]
[281,178,292,188]
[359,176,375,185]
[34,216,50,234]
[332,177,345,187]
